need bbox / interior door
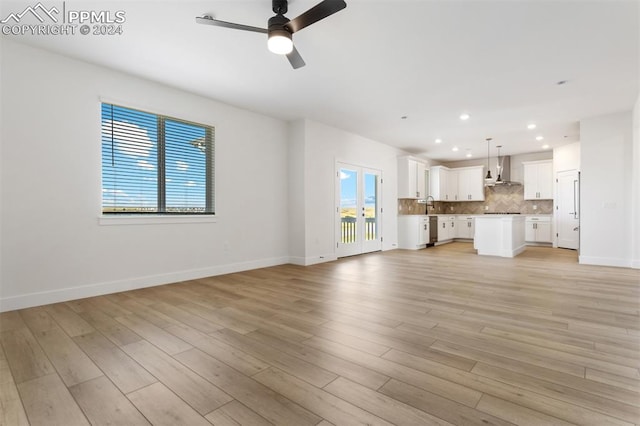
[336,163,382,257]
[557,170,580,250]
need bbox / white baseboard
[631,259,640,269]
[289,254,338,266]
[579,256,632,268]
[287,256,307,266]
[0,256,289,312]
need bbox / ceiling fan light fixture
[268,30,293,54]
[197,0,346,68]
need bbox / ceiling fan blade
[285,0,346,34]
[196,16,267,34]
[286,46,306,69]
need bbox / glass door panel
[364,172,377,241]
[336,163,382,257]
[340,168,358,246]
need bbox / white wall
[0,40,3,296]
[553,142,581,173]
[632,95,640,268]
[287,120,306,264]
[580,111,634,268]
[288,119,401,265]
[0,40,290,311]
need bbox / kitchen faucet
[425,196,435,214]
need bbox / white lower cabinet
[437,216,456,242]
[398,215,430,249]
[456,217,475,239]
[525,216,552,243]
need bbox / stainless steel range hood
[495,155,521,186]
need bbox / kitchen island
[474,214,526,257]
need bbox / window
[101,103,214,214]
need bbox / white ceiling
[3,0,638,161]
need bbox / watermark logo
[1,2,126,36]
[1,2,59,23]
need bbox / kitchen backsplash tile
[398,185,553,215]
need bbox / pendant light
[484,138,494,186]
[495,145,503,184]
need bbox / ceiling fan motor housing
[272,0,288,15]
[268,14,292,37]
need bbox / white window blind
[101,103,214,214]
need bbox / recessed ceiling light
[542,144,550,150]
[452,146,459,152]
[536,136,544,141]
[466,152,472,158]
[527,124,537,130]
[435,138,442,144]
[459,113,470,121]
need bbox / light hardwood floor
[1,243,639,425]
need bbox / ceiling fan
[196,0,347,69]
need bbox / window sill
[99,215,218,226]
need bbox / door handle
[573,179,578,219]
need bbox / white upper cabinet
[430,165,484,202]
[523,160,553,200]
[457,166,485,201]
[447,168,459,201]
[398,157,428,199]
[430,166,450,201]
[416,161,427,199]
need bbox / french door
[336,163,382,257]
[557,170,580,250]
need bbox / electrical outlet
[450,206,454,211]
[484,205,489,211]
[533,205,537,210]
